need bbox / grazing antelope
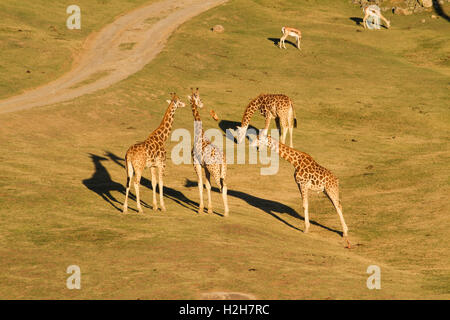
[362,4,390,29]
[250,135,351,248]
[279,27,302,50]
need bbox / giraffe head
[235,125,248,144]
[166,92,186,109]
[187,88,204,109]
[249,134,278,152]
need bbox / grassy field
[0,0,155,99]
[0,0,449,299]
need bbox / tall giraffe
[122,93,185,213]
[235,94,297,148]
[250,135,350,248]
[188,88,229,216]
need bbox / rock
[393,7,413,15]
[421,18,426,23]
[421,0,433,7]
[211,25,224,33]
[431,14,439,19]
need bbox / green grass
[0,0,449,299]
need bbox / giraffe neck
[241,96,260,127]
[267,137,297,165]
[190,99,205,164]
[149,101,177,142]
[190,99,202,122]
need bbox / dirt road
[0,0,226,114]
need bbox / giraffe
[122,93,185,213]
[235,94,297,148]
[188,88,229,216]
[250,135,350,248]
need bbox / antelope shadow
[267,37,297,48]
[185,179,342,236]
[350,17,363,26]
[83,151,200,214]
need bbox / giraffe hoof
[223,212,229,217]
[161,206,166,212]
[138,209,144,214]
[207,208,213,214]
[152,205,158,211]
[304,228,309,234]
[344,236,351,249]
[198,207,204,214]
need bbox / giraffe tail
[219,162,227,192]
[125,154,133,189]
[291,100,297,128]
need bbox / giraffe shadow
[82,153,148,213]
[83,152,200,214]
[218,120,259,144]
[184,179,342,236]
[267,37,296,48]
[103,151,200,214]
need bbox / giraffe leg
[150,167,158,211]
[326,189,350,248]
[296,36,301,50]
[298,184,310,233]
[158,165,166,212]
[194,164,204,214]
[222,181,229,217]
[123,160,134,213]
[260,116,271,139]
[204,170,213,214]
[281,126,288,145]
[289,125,294,148]
[134,171,143,213]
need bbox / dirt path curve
[0,0,227,114]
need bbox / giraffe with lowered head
[250,134,350,248]
[123,93,185,213]
[235,94,297,148]
[189,88,229,216]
